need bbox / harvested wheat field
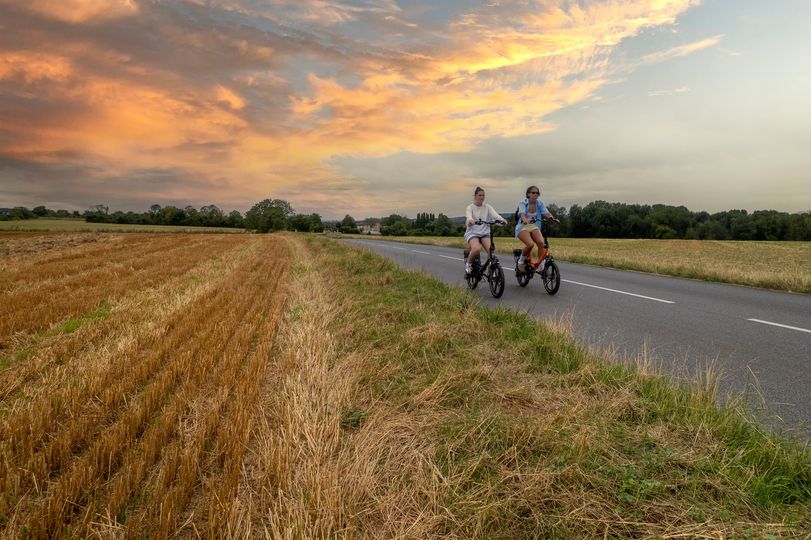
[1,231,809,539]
[0,232,290,537]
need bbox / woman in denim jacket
[515,185,558,269]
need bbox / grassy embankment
[230,234,810,538]
[346,234,811,294]
[0,218,244,233]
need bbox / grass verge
[344,234,811,293]
[236,234,810,538]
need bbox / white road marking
[438,254,462,260]
[747,319,811,334]
[412,249,431,254]
[562,279,674,304]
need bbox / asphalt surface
[345,238,811,438]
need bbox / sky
[1,0,809,219]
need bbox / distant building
[358,221,381,234]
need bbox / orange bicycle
[512,217,561,295]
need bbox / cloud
[0,0,705,215]
[3,0,139,23]
[648,86,691,97]
[639,35,723,65]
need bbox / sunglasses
[528,191,539,195]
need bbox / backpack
[514,206,519,222]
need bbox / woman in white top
[464,187,506,274]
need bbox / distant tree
[434,214,453,236]
[339,214,360,234]
[200,205,225,227]
[32,205,48,217]
[380,214,411,236]
[245,199,292,232]
[159,205,186,225]
[308,213,324,233]
[226,210,245,228]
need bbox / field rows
[0,233,290,538]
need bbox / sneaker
[517,255,525,265]
[539,260,546,272]
[465,262,472,274]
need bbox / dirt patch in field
[0,232,112,259]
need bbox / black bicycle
[513,217,561,295]
[463,220,505,298]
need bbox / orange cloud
[6,0,139,23]
[0,0,709,214]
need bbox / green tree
[226,210,245,228]
[339,214,360,234]
[245,199,292,232]
[434,214,453,236]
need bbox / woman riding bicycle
[516,185,558,271]
[464,186,506,275]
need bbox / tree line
[559,201,810,241]
[3,200,809,240]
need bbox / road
[345,238,811,438]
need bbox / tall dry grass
[223,236,809,538]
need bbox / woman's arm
[518,200,529,224]
[486,204,506,223]
[465,204,474,226]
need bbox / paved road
[345,238,811,438]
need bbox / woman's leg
[467,237,482,263]
[518,230,534,258]
[480,237,492,260]
[530,229,546,262]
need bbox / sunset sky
[1,0,809,219]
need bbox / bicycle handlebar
[527,216,560,224]
[474,219,505,225]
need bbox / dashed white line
[747,319,811,334]
[562,279,674,304]
[438,254,462,260]
[412,249,431,254]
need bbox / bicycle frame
[469,220,500,277]
[517,217,551,271]
[513,217,561,295]
[465,220,506,298]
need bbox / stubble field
[1,231,808,538]
[1,232,289,537]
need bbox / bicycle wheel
[466,259,479,290]
[542,260,560,295]
[489,263,505,298]
[515,264,531,287]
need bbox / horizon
[1,1,810,217]
[3,199,808,223]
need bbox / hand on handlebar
[474,219,505,226]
